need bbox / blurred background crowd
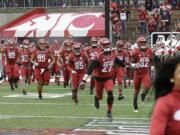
[110,0,180,42]
[0,0,179,8]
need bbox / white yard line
[0,115,150,120]
[0,102,153,107]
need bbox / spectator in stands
[138,6,148,35]
[133,0,139,6]
[152,8,159,31]
[150,56,180,135]
[159,21,170,32]
[176,22,180,32]
[145,0,153,11]
[148,15,157,35]
[169,0,177,8]
[160,0,172,26]
[119,7,130,38]
[152,0,160,9]
[160,7,171,30]
[111,13,121,43]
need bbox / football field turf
[0,83,154,134]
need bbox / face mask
[24,45,28,49]
[66,47,71,51]
[104,48,111,53]
[92,44,97,47]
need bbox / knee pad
[107,92,114,104]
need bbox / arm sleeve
[150,98,170,135]
[87,60,99,75]
[115,57,125,67]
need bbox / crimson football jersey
[33,48,51,69]
[117,50,126,62]
[68,52,88,73]
[132,48,153,71]
[5,47,19,65]
[93,51,118,78]
[51,46,61,63]
[19,49,31,66]
[86,47,102,62]
[60,48,73,65]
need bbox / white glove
[151,66,155,71]
[33,62,39,67]
[72,70,77,74]
[131,63,139,69]
[40,69,45,74]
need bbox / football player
[0,39,19,91]
[31,39,55,99]
[51,40,61,85]
[67,42,88,104]
[86,37,102,95]
[115,40,126,100]
[124,41,132,87]
[60,39,73,88]
[79,38,125,120]
[131,36,153,112]
[17,39,32,95]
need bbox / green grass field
[0,83,154,132]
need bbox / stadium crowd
[0,0,179,8]
[110,0,179,40]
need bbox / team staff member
[150,56,180,135]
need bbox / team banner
[3,13,105,37]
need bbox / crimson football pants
[63,67,71,84]
[20,66,32,79]
[34,68,50,85]
[6,64,19,80]
[133,71,151,94]
[71,73,85,91]
[95,79,114,100]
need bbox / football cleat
[118,95,124,101]
[14,83,18,89]
[141,93,146,105]
[74,98,78,104]
[133,102,138,113]
[94,96,100,109]
[22,90,27,95]
[63,82,68,88]
[38,94,43,100]
[106,111,113,121]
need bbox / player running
[51,40,61,85]
[0,39,19,91]
[123,41,132,87]
[131,36,154,112]
[67,42,88,104]
[60,39,73,88]
[115,40,126,100]
[17,39,32,95]
[79,38,125,120]
[85,37,102,95]
[30,39,55,99]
